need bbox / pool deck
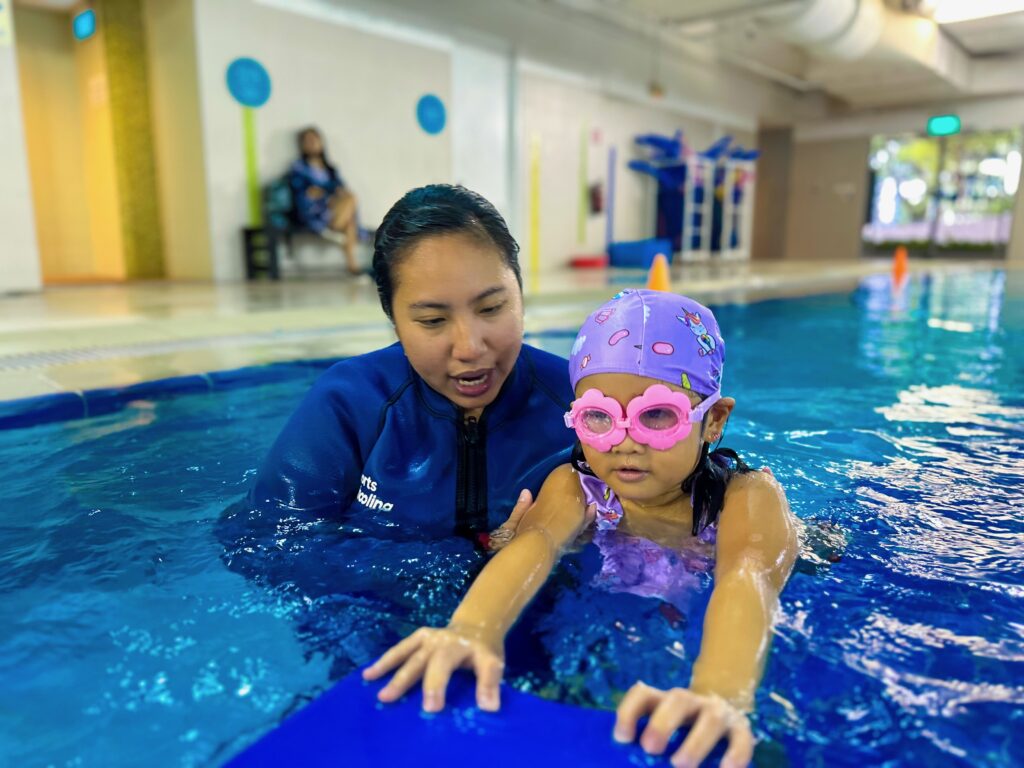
[0,258,1010,402]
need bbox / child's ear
[704,396,735,440]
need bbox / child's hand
[361,624,505,713]
[613,681,754,768]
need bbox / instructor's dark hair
[372,184,522,319]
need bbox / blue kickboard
[227,669,658,767]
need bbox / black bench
[243,179,371,280]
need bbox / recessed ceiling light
[932,0,1024,24]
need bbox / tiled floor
[0,258,1010,401]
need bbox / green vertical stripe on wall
[243,107,262,227]
[98,0,165,278]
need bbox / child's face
[574,373,732,506]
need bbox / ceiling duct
[760,0,886,60]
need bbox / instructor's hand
[486,488,533,552]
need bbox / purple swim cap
[568,289,725,396]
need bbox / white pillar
[452,42,513,221]
[0,7,42,293]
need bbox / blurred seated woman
[289,126,362,275]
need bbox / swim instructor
[247,184,574,542]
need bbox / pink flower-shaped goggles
[563,384,720,452]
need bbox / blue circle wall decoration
[72,9,96,41]
[416,94,446,135]
[226,58,272,109]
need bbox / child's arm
[449,465,588,637]
[612,471,796,768]
[362,464,588,712]
[689,469,798,709]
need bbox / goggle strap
[689,391,722,423]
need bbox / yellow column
[529,134,541,292]
[74,5,125,280]
[69,0,164,280]
[96,0,164,278]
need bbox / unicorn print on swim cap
[568,289,725,395]
[678,309,716,357]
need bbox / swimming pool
[1,269,1021,766]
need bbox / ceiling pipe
[759,0,886,60]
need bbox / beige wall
[143,0,210,280]
[194,0,454,281]
[12,5,92,281]
[751,127,793,261]
[270,0,822,129]
[783,136,870,262]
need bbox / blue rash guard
[248,341,575,538]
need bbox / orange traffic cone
[893,245,908,289]
[646,253,671,292]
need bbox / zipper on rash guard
[455,416,488,537]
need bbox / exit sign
[927,114,961,137]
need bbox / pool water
[2,269,1022,767]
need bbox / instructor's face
[391,233,524,418]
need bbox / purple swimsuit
[578,473,716,612]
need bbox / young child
[364,289,798,768]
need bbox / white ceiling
[545,0,1024,109]
[601,0,799,25]
[943,11,1024,54]
[12,0,1024,111]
